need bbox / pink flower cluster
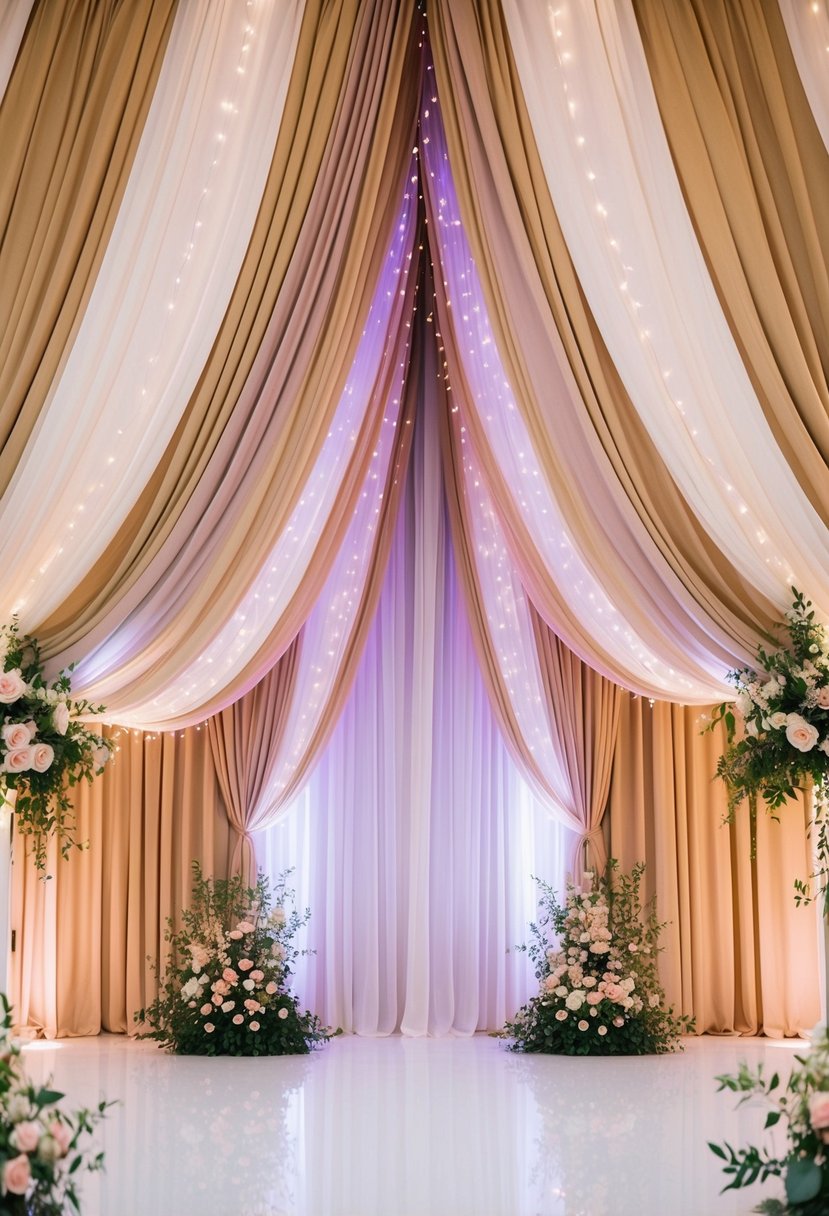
[1,1103,74,1198]
[540,886,647,1036]
[1,719,54,775]
[181,914,290,1041]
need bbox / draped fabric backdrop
[1,1,827,1038]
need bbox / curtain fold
[608,697,820,1036]
[425,9,776,702]
[0,0,35,103]
[0,0,178,490]
[10,726,232,1038]
[207,640,301,888]
[778,0,829,153]
[632,0,829,521]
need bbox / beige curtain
[10,725,232,1038]
[428,0,776,689]
[608,696,820,1036]
[41,0,420,703]
[632,0,829,521]
[0,0,178,488]
[208,640,301,887]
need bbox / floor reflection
[20,1032,795,1215]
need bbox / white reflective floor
[21,1032,801,1216]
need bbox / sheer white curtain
[779,0,829,153]
[260,358,567,1035]
[1,0,302,625]
[500,0,829,609]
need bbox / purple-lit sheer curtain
[260,328,568,1035]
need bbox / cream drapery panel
[0,0,178,489]
[10,726,232,1038]
[779,0,829,153]
[632,0,829,521]
[426,5,776,702]
[0,1,35,102]
[608,697,820,1037]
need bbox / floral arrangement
[137,864,335,1056]
[0,620,112,871]
[704,588,829,911]
[501,861,691,1055]
[710,1026,829,1214]
[0,992,110,1213]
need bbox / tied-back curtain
[207,640,301,888]
[436,337,619,870]
[530,609,622,881]
[424,10,777,703]
[631,0,829,519]
[608,697,820,1037]
[0,0,178,488]
[10,726,232,1038]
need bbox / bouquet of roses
[0,620,111,870]
[137,864,334,1056]
[502,861,691,1055]
[711,1025,829,1213]
[0,993,110,1213]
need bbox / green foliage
[0,620,112,871]
[0,992,111,1213]
[136,864,336,1057]
[703,589,829,914]
[501,861,692,1056]
[710,1028,829,1214]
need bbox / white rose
[745,719,758,737]
[820,739,829,757]
[6,1093,30,1122]
[51,702,70,736]
[555,985,568,998]
[242,978,255,992]
[565,990,585,1011]
[37,1135,62,1164]
[734,691,752,716]
[786,714,819,753]
[761,679,779,701]
[769,712,788,729]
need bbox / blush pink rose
[238,958,253,972]
[212,979,230,996]
[278,1007,289,1020]
[236,921,255,934]
[3,1153,30,1196]
[30,743,54,773]
[265,981,277,995]
[1,723,32,749]
[786,714,819,752]
[809,1092,829,1131]
[222,968,237,984]
[200,1003,212,1016]
[243,999,260,1013]
[48,1120,72,1157]
[233,1014,244,1025]
[3,747,33,773]
[204,1023,215,1033]
[249,1021,260,1032]
[227,929,243,941]
[250,970,264,983]
[0,670,26,704]
[586,991,603,1006]
[211,993,223,1006]
[11,1121,40,1153]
